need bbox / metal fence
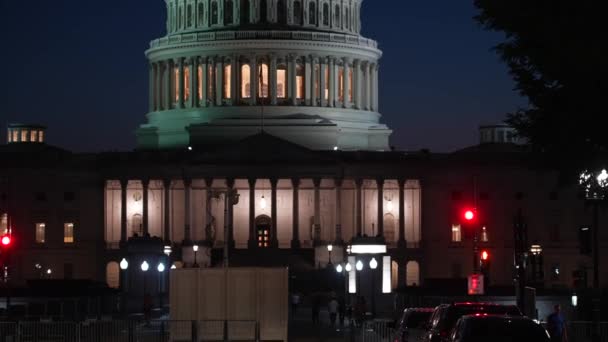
[359,320,395,342]
[0,320,260,342]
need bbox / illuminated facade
[137,0,390,151]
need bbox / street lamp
[345,263,352,272]
[327,244,333,265]
[120,258,129,315]
[163,245,172,257]
[336,264,343,273]
[193,245,199,268]
[369,257,379,317]
[355,260,363,271]
[141,260,149,303]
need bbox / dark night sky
[0,1,524,153]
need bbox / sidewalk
[289,306,355,342]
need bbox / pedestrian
[328,297,339,326]
[547,304,568,342]
[312,296,320,325]
[291,292,300,313]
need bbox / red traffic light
[463,209,475,221]
[481,250,489,261]
[1,235,11,246]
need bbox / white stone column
[290,54,298,106]
[184,178,192,243]
[250,56,258,105]
[313,178,321,244]
[200,57,208,107]
[156,62,164,111]
[366,62,372,111]
[189,57,197,108]
[209,57,216,107]
[373,63,379,111]
[177,57,185,109]
[353,59,360,109]
[164,60,172,110]
[270,54,278,105]
[216,56,223,105]
[328,56,335,107]
[377,178,384,237]
[343,58,351,109]
[355,178,363,236]
[320,58,327,107]
[149,64,155,112]
[120,179,128,244]
[335,178,343,243]
[231,54,238,104]
[163,179,171,242]
[142,179,150,235]
[291,178,301,248]
[306,55,314,106]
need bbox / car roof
[452,302,516,307]
[460,314,533,322]
[404,307,435,313]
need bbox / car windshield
[441,305,521,331]
[405,311,433,329]
[464,318,550,341]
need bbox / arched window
[260,0,268,23]
[223,62,232,99]
[294,1,302,25]
[241,64,251,98]
[334,5,340,28]
[0,213,8,235]
[178,6,183,29]
[276,64,287,98]
[391,261,399,290]
[258,62,269,99]
[187,4,193,27]
[345,7,349,30]
[277,0,286,25]
[406,261,420,287]
[224,0,233,24]
[106,262,120,289]
[338,65,344,102]
[207,63,215,102]
[210,1,218,25]
[173,65,179,103]
[131,214,143,236]
[384,213,395,243]
[240,0,249,24]
[309,2,316,25]
[198,64,204,101]
[255,215,272,248]
[184,65,191,102]
[322,3,329,26]
[197,3,205,27]
[296,62,305,99]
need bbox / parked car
[449,314,551,342]
[424,303,522,342]
[394,307,435,342]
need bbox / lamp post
[193,245,199,268]
[120,258,129,316]
[141,260,149,308]
[157,262,165,312]
[369,257,378,317]
[327,244,333,266]
[579,169,607,342]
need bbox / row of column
[149,55,379,113]
[118,177,405,248]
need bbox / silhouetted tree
[474,0,605,178]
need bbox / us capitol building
[0,0,601,304]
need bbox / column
[335,178,343,243]
[353,59,360,109]
[355,178,363,236]
[291,178,301,248]
[290,54,297,105]
[205,178,214,244]
[216,56,223,105]
[231,54,238,103]
[328,57,335,107]
[270,178,279,248]
[149,63,155,112]
[313,178,321,244]
[142,179,150,235]
[177,58,185,109]
[376,178,384,237]
[184,178,192,243]
[248,178,256,248]
[120,179,128,244]
[309,56,317,106]
[156,62,164,110]
[250,56,258,105]
[398,179,406,248]
[200,57,208,107]
[373,64,379,111]
[164,59,172,110]
[189,57,197,108]
[366,62,372,111]
[163,179,172,242]
[320,58,327,107]
[226,179,235,248]
[209,57,216,106]
[270,54,278,105]
[343,58,351,109]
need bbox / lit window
[173,66,179,102]
[38,130,44,142]
[223,63,232,99]
[21,130,28,142]
[324,67,329,100]
[296,63,305,99]
[276,65,287,98]
[481,226,489,242]
[451,224,462,242]
[36,223,46,243]
[338,66,344,102]
[241,64,251,98]
[64,223,74,243]
[12,130,18,142]
[31,130,38,142]
[198,65,203,101]
[258,62,269,98]
[7,132,11,143]
[0,213,7,235]
[184,65,191,102]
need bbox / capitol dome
[136,0,391,151]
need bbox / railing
[360,320,395,342]
[149,30,379,49]
[0,320,260,342]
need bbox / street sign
[468,273,485,295]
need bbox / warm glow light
[598,169,608,187]
[164,245,172,256]
[350,244,387,254]
[369,257,378,270]
[345,263,352,272]
[157,263,165,273]
[530,244,542,255]
[386,200,393,213]
[120,258,129,270]
[193,245,199,252]
[336,264,343,273]
[141,261,149,272]
[464,210,475,221]
[171,264,177,270]
[46,269,52,275]
[572,294,578,307]
[260,195,267,209]
[355,260,363,271]
[327,244,333,252]
[1,235,11,246]
[481,250,489,261]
